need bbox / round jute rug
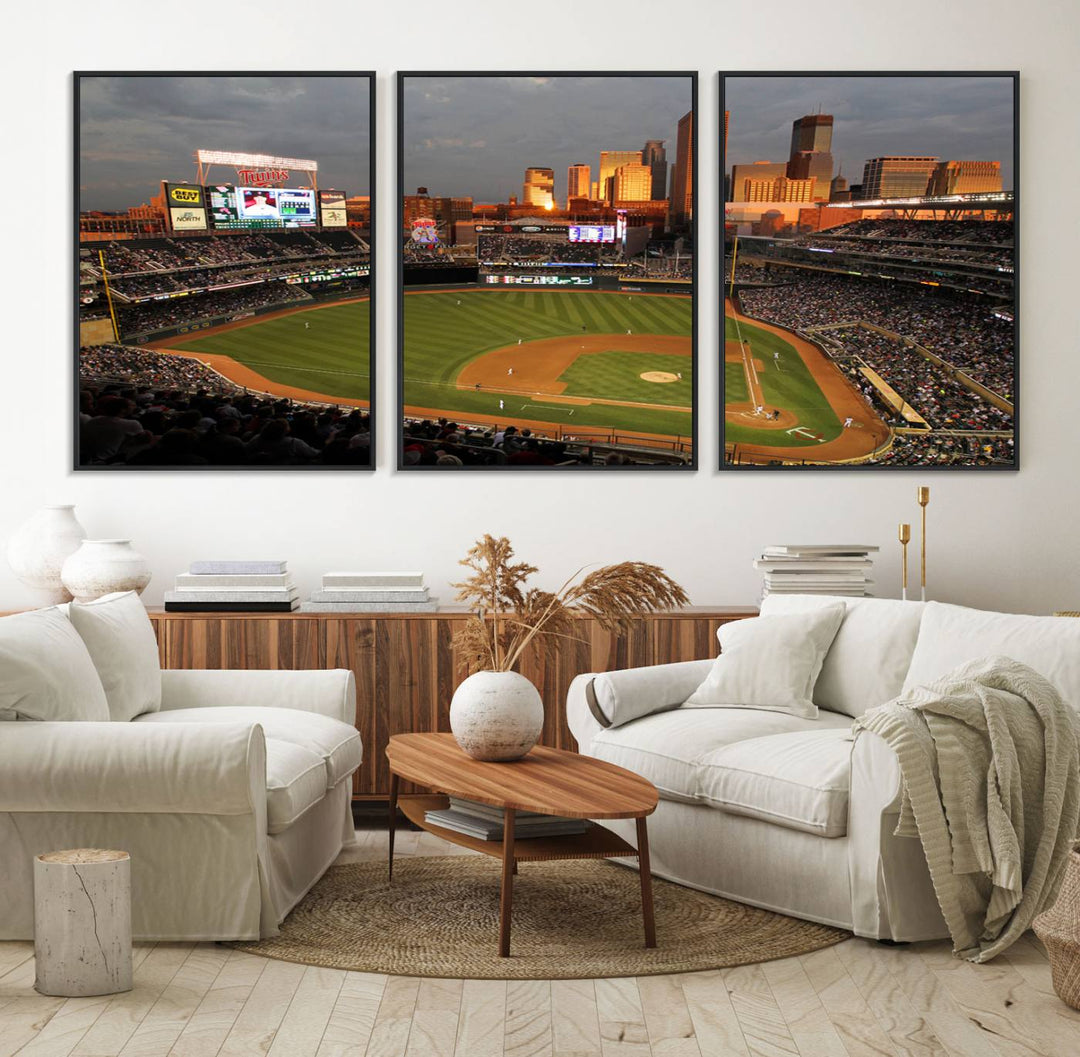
[232,856,849,979]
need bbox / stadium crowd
[823,326,1013,431]
[401,417,676,467]
[874,432,1014,467]
[737,270,1014,398]
[477,235,616,266]
[78,345,371,467]
[111,283,312,335]
[86,231,366,276]
[822,219,1013,246]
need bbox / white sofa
[567,597,1080,941]
[0,595,362,941]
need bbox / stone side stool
[1034,848,1080,1010]
[34,849,133,997]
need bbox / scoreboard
[568,224,616,243]
[207,185,319,230]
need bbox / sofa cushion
[588,659,715,729]
[68,591,162,721]
[265,739,328,834]
[589,706,852,804]
[0,608,110,722]
[761,594,925,717]
[903,602,1080,711]
[698,729,854,837]
[684,606,845,718]
[136,705,362,788]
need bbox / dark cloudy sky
[80,75,370,211]
[724,75,1014,190]
[402,75,693,203]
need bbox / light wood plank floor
[3,826,1078,1057]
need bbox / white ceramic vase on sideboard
[6,505,87,605]
[61,540,152,603]
[449,670,544,762]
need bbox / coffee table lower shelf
[398,795,638,861]
[391,793,656,957]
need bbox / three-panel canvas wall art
[74,70,1017,472]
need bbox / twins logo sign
[238,169,289,186]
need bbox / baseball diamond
[402,289,693,442]
[723,298,891,463]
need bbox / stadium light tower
[195,149,319,189]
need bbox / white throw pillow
[760,594,926,716]
[0,608,110,721]
[68,592,162,722]
[684,605,845,719]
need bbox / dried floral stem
[452,535,688,674]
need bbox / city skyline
[724,75,1014,192]
[402,75,692,205]
[80,75,371,212]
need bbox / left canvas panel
[75,72,375,470]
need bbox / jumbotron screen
[568,224,616,243]
[208,185,318,229]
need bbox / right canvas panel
[721,72,1018,470]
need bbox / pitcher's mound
[640,371,680,384]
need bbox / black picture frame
[74,71,376,472]
[397,70,698,471]
[720,70,1019,472]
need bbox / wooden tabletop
[386,733,657,819]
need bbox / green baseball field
[402,289,693,439]
[167,300,371,402]
[724,313,842,447]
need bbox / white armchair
[0,598,362,942]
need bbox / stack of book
[164,560,298,612]
[424,797,588,841]
[299,571,437,613]
[753,544,878,598]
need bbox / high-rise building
[613,163,652,202]
[740,175,816,203]
[599,150,642,202]
[785,114,833,201]
[789,113,833,155]
[669,110,693,225]
[730,162,786,201]
[860,156,939,199]
[590,181,599,200]
[523,167,555,209]
[829,174,850,202]
[787,151,833,199]
[642,140,667,202]
[567,163,591,201]
[927,160,1003,195]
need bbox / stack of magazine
[753,544,878,598]
[424,797,589,841]
[164,560,298,612]
[300,571,437,613]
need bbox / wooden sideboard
[141,607,756,799]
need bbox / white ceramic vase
[449,670,544,762]
[6,505,87,605]
[61,540,152,603]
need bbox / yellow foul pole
[98,250,121,343]
[728,235,739,300]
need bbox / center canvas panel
[398,72,697,470]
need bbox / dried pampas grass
[453,534,688,673]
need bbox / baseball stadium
[78,145,372,469]
[723,195,1016,468]
[400,219,694,467]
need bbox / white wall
[2,0,1077,615]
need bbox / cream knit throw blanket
[855,656,1080,962]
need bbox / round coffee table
[386,732,659,957]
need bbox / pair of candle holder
[898,487,930,602]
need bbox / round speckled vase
[60,539,152,603]
[5,505,87,605]
[449,671,544,762]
